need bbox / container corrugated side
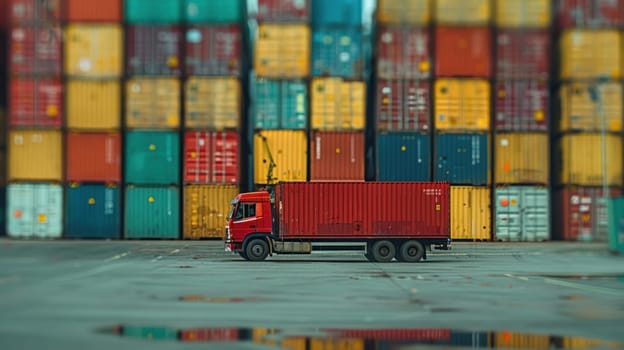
[275,182,450,238]
[377,0,430,25]
[9,0,61,23]
[125,0,181,23]
[184,0,242,23]
[496,30,550,79]
[126,25,182,76]
[9,78,63,128]
[0,187,5,236]
[495,0,551,28]
[311,78,366,131]
[257,0,309,22]
[377,27,430,80]
[558,0,624,28]
[494,332,551,350]
[125,185,179,239]
[125,131,180,185]
[184,131,239,184]
[311,28,366,79]
[558,134,623,187]
[254,24,310,78]
[311,0,362,26]
[376,79,430,132]
[251,74,308,130]
[185,77,240,130]
[183,184,239,239]
[608,196,624,254]
[10,26,62,75]
[66,132,121,182]
[560,30,621,79]
[8,130,62,181]
[494,133,549,185]
[254,130,307,184]
[66,79,121,130]
[185,25,241,76]
[7,183,63,238]
[495,186,550,241]
[435,0,491,25]
[435,26,491,78]
[64,0,122,22]
[126,78,180,129]
[310,131,364,181]
[495,80,549,132]
[64,24,123,77]
[65,183,120,239]
[451,186,491,241]
[376,132,431,181]
[434,133,490,185]
[559,81,623,132]
[434,79,490,131]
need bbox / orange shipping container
[185,77,240,130]
[377,0,430,25]
[435,79,490,131]
[560,30,620,80]
[559,81,623,132]
[183,185,239,239]
[435,26,491,78]
[126,78,180,129]
[66,132,121,183]
[559,134,623,187]
[311,78,366,130]
[8,130,62,181]
[310,131,364,181]
[64,24,123,77]
[495,133,549,185]
[66,79,121,130]
[64,0,122,22]
[254,24,310,78]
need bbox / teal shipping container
[125,131,180,185]
[250,73,308,129]
[65,184,120,239]
[312,28,367,78]
[184,0,242,23]
[125,0,182,23]
[608,196,624,254]
[120,326,179,340]
[311,0,362,26]
[495,186,550,242]
[125,186,179,239]
[434,133,490,185]
[7,183,63,238]
[377,132,431,181]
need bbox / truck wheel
[245,238,269,261]
[398,240,425,263]
[371,240,395,262]
[239,251,250,261]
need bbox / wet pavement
[1,239,623,349]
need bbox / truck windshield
[227,204,236,221]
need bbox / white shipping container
[7,183,63,238]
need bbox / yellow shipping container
[377,0,430,25]
[183,185,239,239]
[451,186,491,241]
[560,30,620,80]
[311,78,366,130]
[435,0,491,25]
[126,78,180,129]
[66,79,121,130]
[559,82,623,132]
[494,332,551,350]
[254,130,307,184]
[185,77,240,130]
[495,133,549,185]
[309,338,364,350]
[435,79,490,131]
[8,130,62,181]
[254,24,310,78]
[495,0,551,28]
[64,24,123,77]
[563,337,620,349]
[560,134,623,187]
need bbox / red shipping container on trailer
[310,131,365,181]
[184,131,239,184]
[496,29,550,79]
[185,25,241,76]
[435,26,491,78]
[63,0,122,22]
[66,132,121,182]
[376,79,430,132]
[9,77,62,127]
[558,0,624,28]
[257,0,309,22]
[8,0,61,23]
[377,27,430,79]
[494,80,549,132]
[126,25,182,76]
[9,25,62,75]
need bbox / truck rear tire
[398,240,425,262]
[371,240,395,262]
[245,238,269,261]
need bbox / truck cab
[225,191,273,258]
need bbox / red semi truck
[225,182,451,262]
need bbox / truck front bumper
[224,241,242,253]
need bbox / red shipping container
[9,0,61,23]
[328,329,452,341]
[496,29,550,79]
[435,26,491,78]
[184,131,239,184]
[310,131,365,181]
[555,187,623,241]
[376,79,430,132]
[9,77,62,127]
[494,80,549,132]
[179,328,239,342]
[66,132,122,182]
[126,25,182,76]
[185,25,241,76]
[9,25,62,75]
[257,0,309,22]
[275,182,450,238]
[558,0,624,28]
[64,0,122,22]
[377,27,430,79]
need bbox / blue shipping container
[312,28,367,78]
[311,0,362,26]
[250,73,308,129]
[450,331,490,347]
[65,184,120,239]
[377,132,431,181]
[184,0,242,23]
[125,0,182,23]
[125,131,180,185]
[434,133,490,185]
[125,186,179,239]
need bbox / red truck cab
[225,191,273,254]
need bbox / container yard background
[0,0,623,243]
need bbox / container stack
[182,0,243,239]
[309,0,367,182]
[553,0,624,242]
[6,0,63,238]
[123,0,182,239]
[63,0,123,239]
[250,0,310,187]
[0,0,7,236]
[432,0,492,241]
[374,0,432,182]
[492,0,552,242]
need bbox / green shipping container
[125,0,182,23]
[125,131,180,185]
[251,74,308,129]
[608,196,624,254]
[125,186,179,239]
[184,0,242,23]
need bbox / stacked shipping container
[0,0,7,236]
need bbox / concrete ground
[0,239,623,350]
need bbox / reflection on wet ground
[98,325,624,349]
